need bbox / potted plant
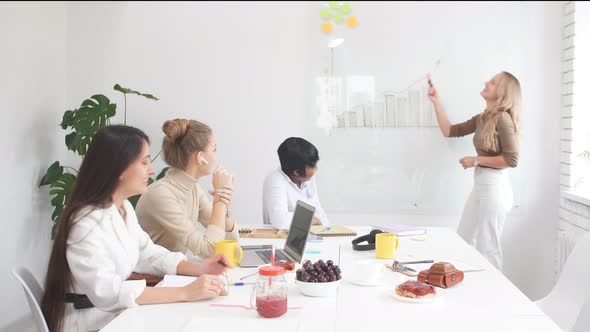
[39,84,168,238]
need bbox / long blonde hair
[479,71,521,151]
[162,119,212,169]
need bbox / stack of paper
[156,275,197,288]
[404,259,484,273]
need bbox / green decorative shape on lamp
[340,3,351,14]
[328,1,340,9]
[333,12,344,23]
[320,8,332,20]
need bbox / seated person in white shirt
[263,137,330,229]
[40,125,229,332]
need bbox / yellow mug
[375,233,400,259]
[214,240,243,267]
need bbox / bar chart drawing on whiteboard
[315,59,441,131]
[317,78,437,130]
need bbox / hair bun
[162,119,190,140]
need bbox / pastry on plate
[395,280,436,299]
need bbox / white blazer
[262,168,330,230]
[63,200,186,332]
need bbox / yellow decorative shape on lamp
[322,21,334,33]
[320,8,332,20]
[328,1,340,9]
[346,15,358,28]
[340,3,351,14]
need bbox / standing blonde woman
[136,119,239,259]
[428,72,521,270]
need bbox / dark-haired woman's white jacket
[63,200,185,331]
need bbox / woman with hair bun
[136,119,239,259]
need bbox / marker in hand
[216,255,229,268]
[427,73,435,96]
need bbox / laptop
[239,200,316,267]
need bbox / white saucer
[344,275,388,287]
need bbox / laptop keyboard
[256,250,290,263]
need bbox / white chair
[572,296,590,332]
[11,267,49,332]
[536,232,590,331]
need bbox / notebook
[310,225,357,237]
[371,224,426,237]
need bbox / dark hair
[277,137,319,177]
[41,125,149,332]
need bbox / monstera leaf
[75,95,117,133]
[39,161,76,239]
[114,84,159,101]
[60,95,116,156]
[41,85,162,239]
[39,161,64,187]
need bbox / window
[571,2,590,198]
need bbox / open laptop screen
[283,200,316,263]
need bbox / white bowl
[295,279,340,297]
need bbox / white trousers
[457,166,513,271]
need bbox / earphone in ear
[199,157,209,165]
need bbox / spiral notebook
[310,225,357,237]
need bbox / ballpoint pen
[399,260,434,265]
[231,282,256,286]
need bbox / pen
[400,260,434,265]
[231,282,255,286]
[217,259,228,268]
[427,72,433,88]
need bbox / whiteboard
[303,2,529,216]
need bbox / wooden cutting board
[238,228,288,239]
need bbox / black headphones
[351,229,384,251]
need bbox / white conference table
[102,226,562,332]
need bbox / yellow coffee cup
[375,233,400,259]
[214,240,243,267]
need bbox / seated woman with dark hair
[41,125,229,332]
[263,137,330,229]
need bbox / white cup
[347,259,385,285]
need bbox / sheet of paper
[402,259,484,273]
[157,274,197,288]
[180,313,302,332]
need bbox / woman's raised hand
[428,86,440,104]
[212,166,233,191]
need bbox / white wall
[0,1,66,329]
[65,1,312,226]
[1,1,564,326]
[64,1,561,300]
[305,2,559,216]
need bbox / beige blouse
[449,111,519,167]
[135,168,239,258]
